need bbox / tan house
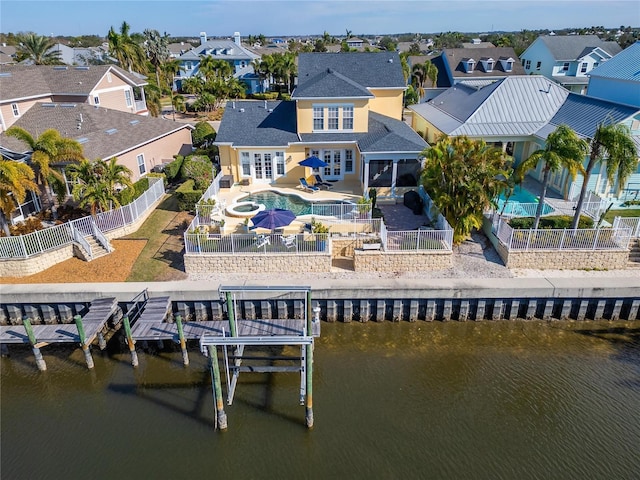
[0,64,149,133]
[215,52,427,198]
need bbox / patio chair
[254,234,271,249]
[313,174,333,189]
[281,234,297,249]
[299,177,319,193]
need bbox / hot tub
[226,201,266,218]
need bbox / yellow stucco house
[215,52,427,198]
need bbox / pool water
[240,191,352,216]
[497,187,555,216]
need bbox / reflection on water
[2,320,639,479]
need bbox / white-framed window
[313,106,324,130]
[241,152,251,176]
[581,62,588,73]
[486,61,494,72]
[276,152,285,175]
[94,95,100,105]
[593,62,599,68]
[345,150,354,173]
[125,90,132,107]
[536,61,541,71]
[504,61,513,72]
[525,60,531,70]
[11,103,19,117]
[137,154,146,175]
[343,106,353,130]
[328,107,339,130]
[107,72,112,82]
[562,62,570,71]
[186,62,193,70]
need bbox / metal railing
[384,228,453,251]
[184,232,330,255]
[498,201,555,218]
[613,216,640,238]
[488,212,631,251]
[0,177,165,259]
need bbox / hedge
[164,155,185,182]
[118,177,150,205]
[508,215,594,230]
[175,179,202,212]
[250,92,279,100]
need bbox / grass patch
[124,193,190,282]
[603,208,640,224]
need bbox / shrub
[164,155,185,182]
[508,215,594,229]
[250,92,279,100]
[176,179,202,212]
[181,155,213,190]
[192,121,216,148]
[118,177,150,205]
[9,217,44,236]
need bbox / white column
[363,156,369,193]
[391,161,398,197]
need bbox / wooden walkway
[0,297,118,345]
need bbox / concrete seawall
[2,277,639,322]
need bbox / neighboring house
[0,43,16,64]
[46,43,109,66]
[215,52,427,198]
[519,35,622,94]
[586,41,640,108]
[168,42,194,58]
[419,47,524,89]
[0,102,193,222]
[346,37,364,49]
[0,64,149,132]
[409,75,640,200]
[174,31,261,94]
[462,39,495,48]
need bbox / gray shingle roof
[0,103,192,161]
[178,40,258,62]
[545,92,638,139]
[215,100,298,147]
[293,52,405,99]
[441,47,525,77]
[0,64,146,102]
[292,67,373,98]
[539,35,622,60]
[588,41,640,82]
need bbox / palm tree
[0,157,38,236]
[143,29,170,88]
[411,63,427,98]
[571,121,638,229]
[107,21,147,73]
[67,158,132,214]
[5,127,84,216]
[420,135,513,244]
[16,33,62,65]
[516,125,588,230]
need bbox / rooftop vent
[76,137,89,144]
[60,103,76,108]
[129,119,140,125]
[388,58,393,63]
[75,66,90,70]
[105,128,118,135]
[42,103,57,108]
[0,72,11,77]
[239,108,245,113]
[53,66,68,70]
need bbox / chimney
[233,32,241,46]
[200,32,207,45]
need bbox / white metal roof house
[409,76,640,201]
[174,32,261,94]
[519,35,622,94]
[586,41,640,108]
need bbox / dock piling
[122,316,139,367]
[305,290,314,428]
[23,318,46,371]
[208,345,228,431]
[74,315,94,369]
[175,315,189,366]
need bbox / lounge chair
[281,234,297,249]
[299,177,319,193]
[254,234,270,249]
[313,174,333,189]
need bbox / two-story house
[586,41,640,108]
[0,64,149,132]
[409,75,640,201]
[519,35,622,94]
[175,32,261,94]
[215,52,427,198]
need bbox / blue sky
[1,1,639,37]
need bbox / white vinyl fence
[612,216,640,238]
[0,177,165,259]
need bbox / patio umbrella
[299,155,328,168]
[250,208,296,231]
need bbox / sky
[1,0,639,38]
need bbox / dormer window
[463,58,475,73]
[499,57,515,72]
[480,57,494,72]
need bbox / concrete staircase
[75,235,111,261]
[627,238,640,268]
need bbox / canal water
[2,320,639,479]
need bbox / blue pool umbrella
[299,155,328,168]
[250,208,296,231]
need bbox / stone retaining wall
[0,245,74,277]
[502,248,629,270]
[353,250,452,272]
[184,253,332,275]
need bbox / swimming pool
[497,187,555,216]
[236,190,353,216]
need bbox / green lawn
[603,208,640,224]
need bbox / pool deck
[209,179,365,234]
